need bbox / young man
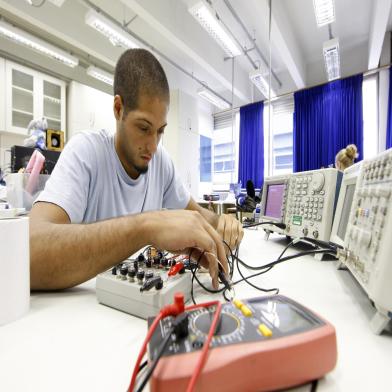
[30,49,243,290]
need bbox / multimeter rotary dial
[189,309,245,345]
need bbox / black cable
[189,249,207,305]
[222,242,277,297]
[277,239,297,261]
[186,236,334,302]
[190,264,197,305]
[235,254,279,294]
[234,249,333,271]
[310,379,319,392]
[188,243,331,300]
[138,360,148,373]
[230,250,332,286]
[303,237,342,251]
[189,262,225,294]
[188,242,237,304]
[243,221,286,229]
[135,327,174,392]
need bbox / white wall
[164,90,180,168]
[163,89,204,199]
[67,81,115,140]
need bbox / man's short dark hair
[114,48,169,113]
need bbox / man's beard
[132,162,149,175]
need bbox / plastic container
[6,173,50,210]
[254,203,261,223]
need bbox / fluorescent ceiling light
[86,66,114,86]
[197,87,231,110]
[85,9,138,49]
[0,20,78,67]
[249,70,276,98]
[323,38,340,81]
[313,0,335,27]
[48,0,66,6]
[189,1,241,57]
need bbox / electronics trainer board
[96,250,192,319]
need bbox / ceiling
[0,0,391,112]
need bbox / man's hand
[217,214,244,252]
[143,209,227,288]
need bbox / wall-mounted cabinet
[3,60,66,135]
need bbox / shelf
[12,108,33,116]
[12,85,33,95]
[43,95,61,105]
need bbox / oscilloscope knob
[311,173,325,192]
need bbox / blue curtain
[238,101,264,188]
[386,67,392,149]
[294,74,363,172]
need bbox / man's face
[114,93,168,179]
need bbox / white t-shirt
[37,129,190,223]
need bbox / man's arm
[30,202,226,290]
[186,198,244,251]
[185,198,219,228]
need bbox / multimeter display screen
[255,299,315,333]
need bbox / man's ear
[113,95,124,121]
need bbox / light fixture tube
[189,1,242,57]
[249,70,276,98]
[323,38,340,81]
[313,0,335,27]
[0,20,78,67]
[86,66,114,86]
[197,87,231,110]
[85,9,138,49]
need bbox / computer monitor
[330,161,362,247]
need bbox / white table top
[1,229,391,392]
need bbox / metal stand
[264,230,271,241]
[370,310,391,335]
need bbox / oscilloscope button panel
[285,169,338,241]
[344,151,392,293]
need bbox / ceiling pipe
[223,0,282,88]
[81,0,231,107]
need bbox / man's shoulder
[66,129,114,153]
[155,144,171,163]
[70,129,113,144]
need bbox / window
[212,111,239,188]
[362,74,378,159]
[269,96,294,175]
[199,135,212,182]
